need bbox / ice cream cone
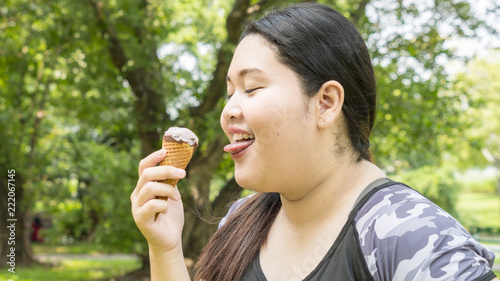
[155,127,198,220]
[158,140,195,186]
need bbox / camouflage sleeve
[355,184,497,281]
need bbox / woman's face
[221,35,320,193]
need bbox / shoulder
[354,183,496,281]
[218,193,257,229]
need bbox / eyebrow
[226,67,263,82]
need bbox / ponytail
[194,192,281,281]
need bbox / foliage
[34,134,140,251]
[368,0,496,171]
[452,50,500,169]
[458,168,498,194]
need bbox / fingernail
[177,169,186,177]
[157,149,166,158]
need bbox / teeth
[233,133,255,141]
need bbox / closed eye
[244,87,262,94]
[225,87,261,102]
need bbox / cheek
[220,108,231,138]
[220,112,226,131]
[252,106,304,154]
[265,100,305,136]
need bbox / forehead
[227,35,282,78]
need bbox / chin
[234,170,263,192]
[234,172,252,190]
[235,174,281,195]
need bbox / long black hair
[195,3,377,280]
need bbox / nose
[221,95,243,121]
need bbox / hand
[131,149,186,253]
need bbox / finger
[132,165,184,200]
[134,199,169,223]
[132,166,186,199]
[141,165,186,185]
[138,149,166,177]
[133,181,181,208]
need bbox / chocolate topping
[163,127,199,150]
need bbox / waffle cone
[155,140,195,220]
[159,140,195,184]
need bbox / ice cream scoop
[155,127,198,220]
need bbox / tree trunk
[14,175,37,267]
[0,172,38,268]
[0,58,49,268]
[0,177,9,265]
[182,177,242,260]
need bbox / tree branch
[350,0,371,26]
[88,0,128,70]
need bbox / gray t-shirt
[220,180,497,281]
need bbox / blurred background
[1,0,499,280]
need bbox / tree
[452,50,500,193]
[0,0,67,266]
[365,0,497,171]
[0,0,139,266]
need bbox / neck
[278,158,384,229]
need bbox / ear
[315,80,344,128]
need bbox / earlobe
[317,80,344,128]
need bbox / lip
[224,126,255,159]
[227,126,252,136]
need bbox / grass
[456,189,500,277]
[0,259,141,281]
[457,192,500,229]
[0,243,141,281]
[31,243,113,255]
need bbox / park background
[1,0,499,280]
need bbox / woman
[131,3,497,281]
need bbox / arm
[131,149,191,281]
[149,244,190,281]
[355,185,497,281]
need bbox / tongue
[224,139,255,154]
